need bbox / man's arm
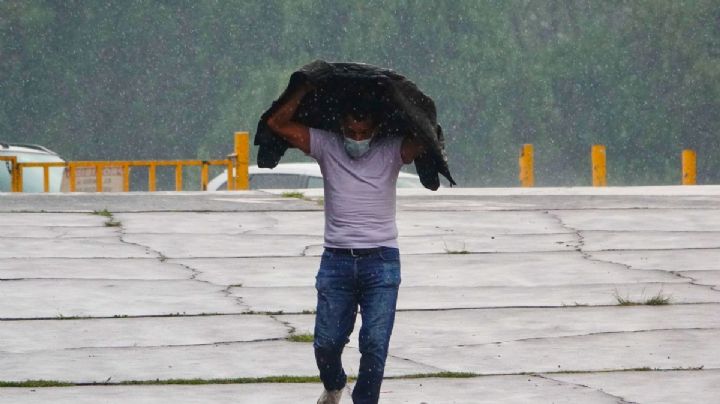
[401,136,425,164]
[266,83,313,154]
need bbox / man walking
[266,82,425,404]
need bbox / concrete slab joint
[534,374,640,404]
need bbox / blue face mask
[344,137,372,159]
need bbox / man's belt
[325,247,383,256]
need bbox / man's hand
[266,82,314,154]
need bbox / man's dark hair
[340,94,381,123]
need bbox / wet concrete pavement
[1,186,719,403]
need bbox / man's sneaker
[317,388,343,404]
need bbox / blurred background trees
[1,0,718,186]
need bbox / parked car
[208,162,423,191]
[0,143,65,192]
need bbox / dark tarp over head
[254,60,456,190]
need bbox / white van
[208,162,423,191]
[0,143,66,193]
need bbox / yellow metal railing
[6,132,249,193]
[515,145,698,187]
[5,135,703,191]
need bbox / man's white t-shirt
[309,127,404,248]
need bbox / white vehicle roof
[207,162,423,191]
[250,163,322,177]
[0,143,65,193]
[0,143,64,162]
[249,162,420,178]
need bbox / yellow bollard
[234,131,250,190]
[148,163,157,192]
[591,145,607,187]
[682,149,696,185]
[518,144,534,187]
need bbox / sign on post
[61,166,124,192]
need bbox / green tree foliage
[1,0,718,186]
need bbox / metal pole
[518,144,534,187]
[234,132,250,190]
[591,145,607,187]
[682,149,697,185]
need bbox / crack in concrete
[301,243,323,257]
[0,312,271,321]
[221,285,246,309]
[3,301,720,322]
[269,314,298,336]
[116,236,162,260]
[58,337,291,351]
[544,211,720,298]
[534,373,639,404]
[671,271,720,292]
[384,352,448,373]
[544,211,601,262]
[166,260,203,281]
[581,252,720,296]
[566,229,720,234]
[587,246,720,252]
[0,235,124,240]
[110,216,248,310]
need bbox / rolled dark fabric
[255,60,456,190]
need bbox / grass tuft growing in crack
[644,294,673,305]
[93,208,121,227]
[287,333,314,343]
[391,372,478,379]
[445,249,469,254]
[116,376,322,385]
[672,365,704,370]
[280,191,324,206]
[7,367,705,389]
[443,241,469,254]
[0,376,323,388]
[544,367,652,375]
[613,289,672,306]
[55,314,94,320]
[0,380,74,388]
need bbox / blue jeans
[313,247,401,404]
